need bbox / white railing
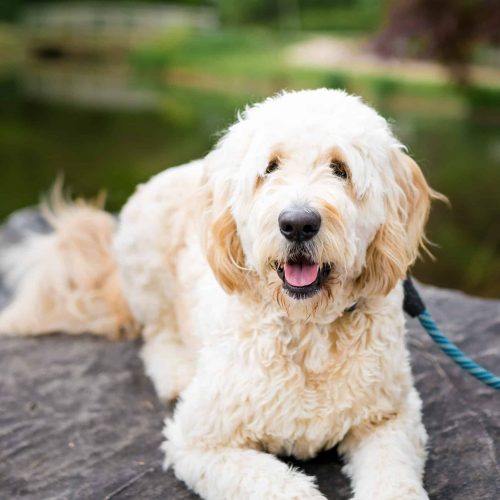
[23,2,218,40]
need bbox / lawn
[131,29,500,111]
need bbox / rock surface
[0,210,499,500]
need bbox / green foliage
[131,29,300,79]
[2,0,500,297]
[0,83,245,218]
[298,2,383,32]
[22,0,211,4]
[216,0,383,30]
[462,86,500,107]
[0,0,20,22]
[218,0,280,26]
[372,0,500,84]
[2,62,500,296]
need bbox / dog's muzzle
[276,255,332,299]
[276,207,332,299]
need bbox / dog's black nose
[278,208,321,242]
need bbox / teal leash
[403,277,500,391]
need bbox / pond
[0,62,499,298]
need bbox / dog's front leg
[141,325,196,402]
[163,416,326,500]
[339,389,428,500]
[164,443,326,500]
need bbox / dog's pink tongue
[284,263,319,287]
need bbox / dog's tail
[0,183,138,339]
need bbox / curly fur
[0,89,444,500]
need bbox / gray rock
[0,210,498,500]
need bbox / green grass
[131,29,298,78]
[0,23,21,72]
[3,24,499,296]
[130,31,500,296]
[131,30,500,112]
[298,4,384,32]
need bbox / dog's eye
[330,160,348,179]
[265,159,279,175]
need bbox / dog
[0,89,443,499]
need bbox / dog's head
[203,89,441,319]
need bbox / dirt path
[287,36,500,89]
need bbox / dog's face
[204,89,436,319]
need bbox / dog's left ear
[358,150,443,296]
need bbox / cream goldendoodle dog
[0,89,442,499]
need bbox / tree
[372,0,500,84]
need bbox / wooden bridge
[22,2,218,57]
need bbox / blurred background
[0,0,499,297]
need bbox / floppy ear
[200,111,257,294]
[357,150,443,296]
[206,204,247,294]
[201,168,247,295]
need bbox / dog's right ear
[204,196,247,294]
[201,141,249,295]
[200,112,258,294]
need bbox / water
[1,63,499,297]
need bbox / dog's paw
[141,336,195,402]
[352,484,429,500]
[257,471,327,500]
[155,363,193,402]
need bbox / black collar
[344,276,425,316]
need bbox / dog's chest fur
[209,306,410,460]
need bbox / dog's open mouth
[276,259,332,299]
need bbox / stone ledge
[0,210,498,499]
